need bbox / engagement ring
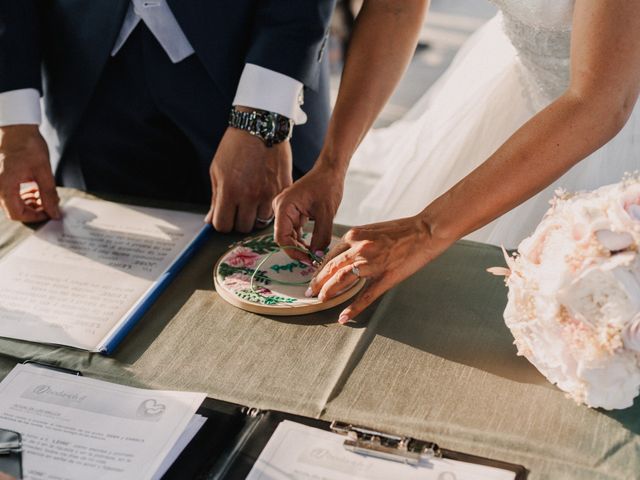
[351,265,361,278]
[255,215,275,225]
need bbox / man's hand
[273,164,345,262]
[205,127,292,233]
[0,125,60,222]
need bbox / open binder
[99,224,212,354]
[24,362,527,480]
[0,198,212,355]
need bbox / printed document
[0,197,205,351]
[0,364,206,480]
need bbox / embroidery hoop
[214,233,365,316]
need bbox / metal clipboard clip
[0,433,22,455]
[330,421,442,466]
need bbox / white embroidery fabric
[336,0,640,248]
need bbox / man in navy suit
[0,0,334,232]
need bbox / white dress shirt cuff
[233,64,307,125]
[0,89,42,126]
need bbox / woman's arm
[273,0,429,259]
[425,0,640,245]
[320,0,430,169]
[311,0,640,323]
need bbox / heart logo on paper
[438,473,457,480]
[137,399,166,418]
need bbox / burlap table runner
[0,189,637,479]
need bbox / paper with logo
[247,421,516,480]
[0,197,208,353]
[0,364,206,480]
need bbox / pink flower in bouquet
[494,177,640,410]
[226,247,261,268]
[623,314,640,351]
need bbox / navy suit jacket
[0,0,334,160]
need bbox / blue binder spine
[99,224,213,354]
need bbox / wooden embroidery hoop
[214,235,366,316]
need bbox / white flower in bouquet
[492,176,640,409]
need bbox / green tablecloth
[0,189,637,479]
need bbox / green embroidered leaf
[234,288,297,305]
[239,235,280,254]
[218,263,271,285]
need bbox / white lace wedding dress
[335,0,640,248]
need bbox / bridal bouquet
[493,176,640,409]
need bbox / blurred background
[328,0,496,127]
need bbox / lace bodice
[490,0,574,107]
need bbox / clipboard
[208,409,529,480]
[0,428,22,480]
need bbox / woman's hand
[308,214,445,324]
[272,0,428,261]
[273,163,346,263]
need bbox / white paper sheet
[151,414,207,480]
[247,420,517,480]
[0,364,206,480]
[0,197,204,350]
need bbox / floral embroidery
[222,273,252,292]
[234,288,296,305]
[225,246,261,268]
[219,234,317,306]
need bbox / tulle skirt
[335,14,640,248]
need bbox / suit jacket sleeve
[245,0,335,90]
[0,0,42,94]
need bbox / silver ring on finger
[351,265,361,278]
[255,215,275,225]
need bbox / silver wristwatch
[228,107,294,147]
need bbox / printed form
[0,364,205,480]
[0,197,204,351]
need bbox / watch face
[256,115,276,140]
[229,108,291,146]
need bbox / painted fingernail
[338,314,350,324]
[305,287,313,298]
[315,250,325,258]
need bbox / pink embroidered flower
[226,247,261,268]
[223,273,252,291]
[223,273,272,295]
